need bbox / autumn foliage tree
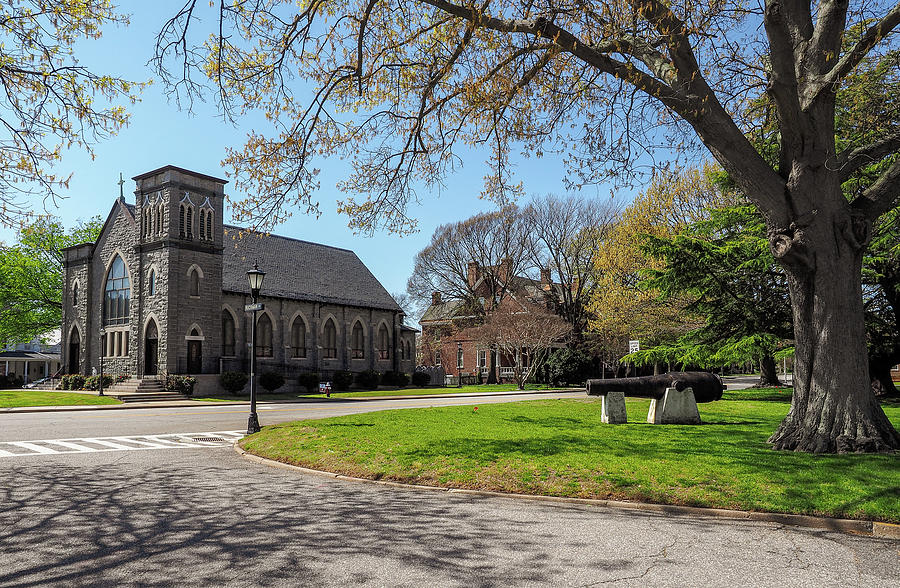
[588,166,725,351]
[156,1,900,452]
[0,1,141,227]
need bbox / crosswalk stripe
[0,431,244,458]
[9,442,58,454]
[44,440,99,452]
[82,439,138,450]
[108,437,168,448]
[141,436,188,446]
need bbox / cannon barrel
[586,371,723,403]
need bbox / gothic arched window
[290,318,306,358]
[104,255,130,325]
[186,206,194,239]
[206,209,213,240]
[222,310,235,356]
[256,313,273,357]
[351,322,365,359]
[323,319,337,359]
[156,203,164,234]
[189,268,200,297]
[378,324,390,360]
[179,204,186,237]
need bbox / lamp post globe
[247,263,266,301]
[246,263,266,434]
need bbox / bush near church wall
[411,371,431,387]
[297,372,320,393]
[333,370,354,391]
[355,370,381,390]
[380,371,410,387]
[259,371,286,393]
[166,375,196,396]
[58,374,85,390]
[84,375,114,391]
[221,371,249,395]
[1,374,25,388]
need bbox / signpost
[629,340,640,353]
[244,302,264,312]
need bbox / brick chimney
[498,258,512,283]
[540,268,552,291]
[467,261,481,287]
[431,291,442,305]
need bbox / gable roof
[222,227,402,312]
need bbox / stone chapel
[61,166,417,386]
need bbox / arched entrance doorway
[145,320,159,376]
[68,329,80,374]
[186,327,202,373]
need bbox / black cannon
[586,371,724,403]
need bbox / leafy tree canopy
[0,216,102,344]
[0,1,143,227]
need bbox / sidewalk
[1,387,584,414]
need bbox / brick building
[418,260,563,382]
[61,166,416,389]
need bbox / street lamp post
[98,327,105,396]
[245,263,266,434]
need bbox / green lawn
[0,390,122,408]
[194,384,574,402]
[240,388,900,522]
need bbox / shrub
[381,370,397,386]
[84,374,113,391]
[259,371,286,393]
[411,371,431,387]
[333,370,354,391]
[60,374,86,390]
[297,372,320,393]
[545,348,593,386]
[2,374,25,389]
[394,372,410,387]
[166,375,196,396]
[220,371,249,395]
[355,370,381,390]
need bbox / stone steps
[106,378,189,402]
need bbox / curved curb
[232,443,898,540]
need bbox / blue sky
[1,4,631,303]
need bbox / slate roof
[420,299,473,323]
[222,227,402,312]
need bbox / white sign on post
[629,340,640,353]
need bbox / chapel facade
[61,166,416,383]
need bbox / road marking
[45,440,99,452]
[0,431,245,458]
[9,441,58,454]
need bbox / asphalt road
[0,391,586,441]
[1,387,897,587]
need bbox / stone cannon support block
[601,391,627,424]
[648,387,701,425]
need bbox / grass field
[194,384,573,402]
[240,387,900,522]
[0,390,122,408]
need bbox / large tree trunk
[757,354,783,387]
[768,217,900,453]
